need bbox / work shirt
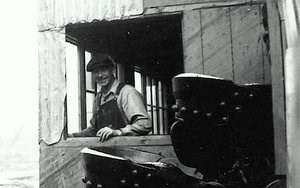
[72,80,152,137]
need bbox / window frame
[65,14,183,136]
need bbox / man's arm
[118,85,152,136]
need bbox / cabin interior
[38,0,299,188]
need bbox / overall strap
[115,82,126,96]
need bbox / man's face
[94,66,114,87]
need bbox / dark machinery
[81,147,208,188]
[81,73,285,188]
[170,73,284,187]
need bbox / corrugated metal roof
[38,0,143,31]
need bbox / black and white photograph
[0,0,299,188]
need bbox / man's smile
[97,77,108,83]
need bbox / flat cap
[86,53,115,72]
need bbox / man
[70,53,152,141]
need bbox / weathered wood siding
[182,10,202,73]
[202,7,232,80]
[231,5,265,84]
[183,4,270,84]
[267,0,286,175]
[40,136,175,188]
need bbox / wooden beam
[282,0,300,187]
[267,0,286,175]
[143,0,265,8]
[78,47,87,130]
[182,10,203,73]
[52,135,172,148]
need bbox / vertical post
[142,73,147,105]
[283,1,300,187]
[267,0,286,175]
[78,47,87,130]
[117,63,126,83]
[162,82,169,134]
[158,81,164,135]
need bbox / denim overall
[95,83,126,130]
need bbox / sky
[0,0,39,187]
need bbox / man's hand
[96,126,122,142]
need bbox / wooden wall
[182,4,270,84]
[40,136,176,188]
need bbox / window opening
[66,43,80,134]
[66,14,183,136]
[134,70,170,135]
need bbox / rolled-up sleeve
[118,85,152,135]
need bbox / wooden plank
[38,30,66,145]
[201,7,233,80]
[143,0,265,8]
[285,46,300,188]
[282,1,300,187]
[267,0,286,175]
[231,5,264,84]
[144,0,211,8]
[52,135,172,148]
[182,10,203,73]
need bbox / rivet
[222,117,228,121]
[235,106,241,110]
[234,92,239,96]
[132,169,138,175]
[134,183,139,187]
[120,179,126,185]
[249,93,254,97]
[220,101,226,106]
[97,184,103,188]
[86,180,92,185]
[193,110,199,115]
[206,113,212,117]
[146,173,152,179]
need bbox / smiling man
[70,53,152,141]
